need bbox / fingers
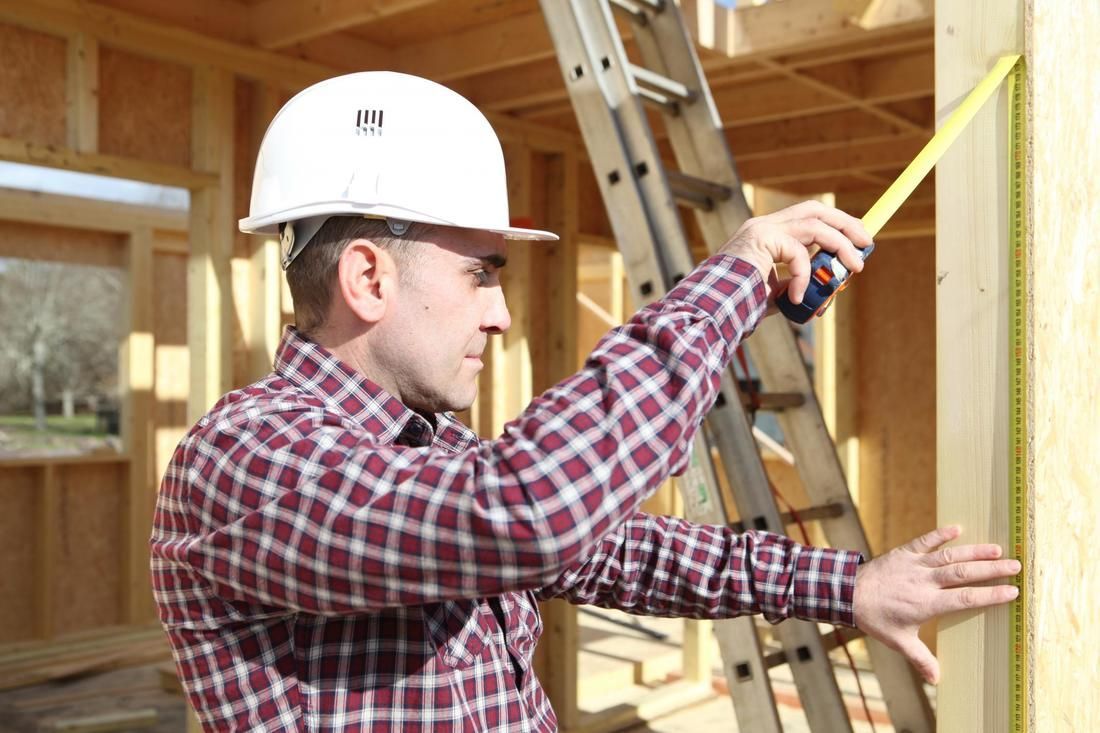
[773,234,812,303]
[933,558,1022,587]
[905,525,962,554]
[781,218,866,274]
[923,543,1004,566]
[897,636,940,685]
[761,200,874,250]
[940,584,1020,615]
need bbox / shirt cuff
[790,546,864,627]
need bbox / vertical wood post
[120,226,156,624]
[188,66,235,421]
[65,32,98,153]
[529,150,580,728]
[246,83,283,381]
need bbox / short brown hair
[285,217,422,335]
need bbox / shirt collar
[273,326,435,445]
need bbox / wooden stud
[246,84,284,381]
[119,227,156,625]
[933,2,1019,730]
[529,150,580,728]
[488,143,534,436]
[188,66,235,422]
[65,32,97,153]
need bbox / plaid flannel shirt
[151,253,862,731]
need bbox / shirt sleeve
[534,513,863,626]
[157,255,768,616]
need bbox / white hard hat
[239,71,557,268]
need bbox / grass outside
[0,413,118,457]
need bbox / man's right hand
[717,201,872,312]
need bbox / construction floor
[0,608,933,732]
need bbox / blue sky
[0,161,189,210]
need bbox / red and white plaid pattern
[151,254,861,731]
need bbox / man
[151,72,1019,731]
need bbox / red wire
[734,349,877,733]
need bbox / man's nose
[482,286,511,334]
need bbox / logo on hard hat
[355,109,384,137]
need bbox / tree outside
[0,257,123,457]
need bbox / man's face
[373,226,510,414]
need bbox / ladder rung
[629,63,695,104]
[608,0,647,24]
[739,391,805,411]
[761,628,867,670]
[609,0,666,21]
[636,85,680,114]
[728,502,846,534]
[667,170,732,211]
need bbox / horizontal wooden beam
[727,108,930,160]
[524,46,931,131]
[403,0,930,96]
[251,0,434,50]
[397,11,553,83]
[0,136,219,189]
[738,135,927,186]
[0,0,334,91]
[0,187,188,234]
[682,0,930,60]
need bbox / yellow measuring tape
[854,54,1029,731]
[1007,56,1029,733]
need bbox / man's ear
[337,239,398,324]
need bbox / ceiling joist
[250,0,436,50]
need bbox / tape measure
[1007,56,1029,733]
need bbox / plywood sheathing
[0,23,67,147]
[0,469,38,643]
[51,463,125,636]
[98,46,192,168]
[0,221,124,269]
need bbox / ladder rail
[627,2,937,729]
[542,1,861,731]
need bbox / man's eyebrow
[466,253,507,268]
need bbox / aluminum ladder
[538,1,934,730]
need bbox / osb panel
[1029,1,1100,728]
[98,46,192,168]
[154,252,187,346]
[0,23,66,147]
[0,221,124,268]
[855,235,936,556]
[0,468,37,643]
[50,464,123,636]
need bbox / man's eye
[473,269,492,286]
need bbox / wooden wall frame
[935,1,1100,731]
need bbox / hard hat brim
[241,207,558,242]
[487,224,558,242]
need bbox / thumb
[898,635,940,684]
